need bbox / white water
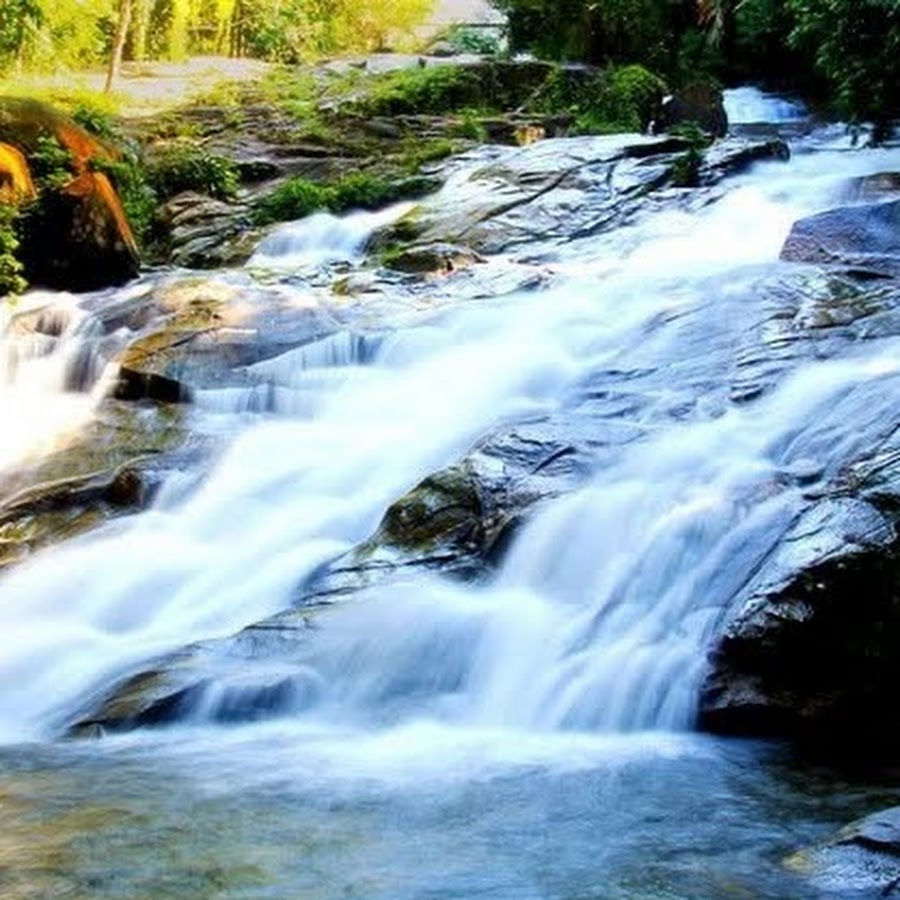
[246,201,415,269]
[1,94,900,757]
[723,86,807,124]
[0,292,109,471]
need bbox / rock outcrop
[0,97,139,292]
[781,198,900,277]
[373,133,789,255]
[785,805,900,897]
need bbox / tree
[0,0,42,69]
[787,0,899,131]
[106,0,134,91]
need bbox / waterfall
[723,87,808,125]
[1,91,899,747]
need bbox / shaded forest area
[1,1,898,124]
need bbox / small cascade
[723,86,808,125]
[193,331,385,416]
[0,293,112,472]
[247,202,414,270]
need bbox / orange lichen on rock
[0,142,36,204]
[55,120,115,171]
[0,97,116,172]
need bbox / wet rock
[156,191,260,269]
[67,606,323,735]
[375,134,790,255]
[0,401,189,571]
[785,806,900,897]
[781,199,900,278]
[697,137,789,183]
[700,493,900,747]
[383,242,484,275]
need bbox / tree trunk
[105,0,134,92]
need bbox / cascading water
[1,89,899,898]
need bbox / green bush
[0,204,26,298]
[446,25,503,56]
[365,66,488,116]
[599,64,668,132]
[28,135,74,188]
[95,154,158,246]
[253,172,435,226]
[253,178,329,224]
[145,141,239,202]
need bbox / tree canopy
[491,0,899,127]
[0,0,436,73]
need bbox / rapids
[1,89,899,897]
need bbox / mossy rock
[376,465,485,554]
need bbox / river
[1,90,899,898]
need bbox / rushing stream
[1,89,900,897]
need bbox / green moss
[364,66,490,116]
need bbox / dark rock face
[659,83,728,137]
[20,171,140,291]
[700,274,900,748]
[781,199,900,277]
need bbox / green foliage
[70,102,117,139]
[364,66,489,116]
[600,64,668,132]
[450,110,489,142]
[670,147,703,187]
[0,0,42,66]
[0,0,434,72]
[28,135,74,188]
[145,141,238,201]
[787,0,900,128]
[493,0,674,71]
[253,172,434,226]
[96,154,158,244]
[445,25,503,56]
[0,204,26,298]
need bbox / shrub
[446,25,503,56]
[253,172,435,225]
[0,204,26,298]
[599,64,668,132]
[365,66,488,116]
[145,141,239,202]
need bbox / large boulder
[785,806,900,897]
[700,393,900,750]
[781,198,900,277]
[658,83,728,138]
[0,97,139,291]
[19,171,139,291]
